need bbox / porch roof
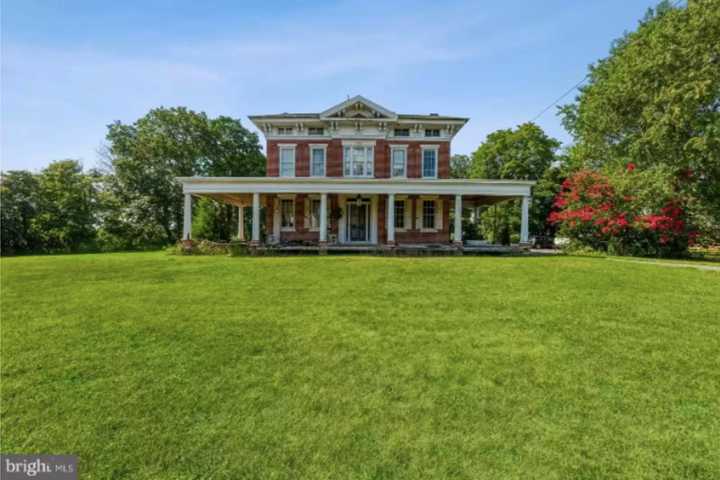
[177,177,535,197]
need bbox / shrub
[549,165,696,257]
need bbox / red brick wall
[267,140,331,177]
[378,196,387,243]
[327,140,343,177]
[375,140,389,178]
[265,139,449,178]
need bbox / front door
[347,203,369,242]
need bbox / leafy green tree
[559,0,720,241]
[105,107,265,244]
[471,123,560,180]
[450,154,472,178]
[470,123,561,242]
[31,160,97,252]
[1,171,40,254]
[191,197,239,241]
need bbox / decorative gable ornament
[320,95,398,121]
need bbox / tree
[31,160,97,252]
[450,154,472,178]
[549,164,694,257]
[1,171,40,254]
[105,107,265,244]
[470,123,561,242]
[559,0,720,241]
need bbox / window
[310,146,326,177]
[391,147,406,177]
[277,127,293,135]
[425,129,440,137]
[394,128,410,137]
[279,146,295,177]
[394,201,405,229]
[422,200,435,229]
[422,148,437,178]
[310,199,321,229]
[308,127,324,135]
[343,145,374,177]
[281,199,295,229]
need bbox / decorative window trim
[415,197,443,232]
[390,145,408,178]
[309,144,327,178]
[279,196,296,232]
[278,144,296,178]
[421,145,439,179]
[341,140,376,147]
[342,144,375,178]
[304,195,322,232]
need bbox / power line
[529,0,686,123]
[530,74,589,123]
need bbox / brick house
[177,96,534,251]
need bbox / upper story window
[394,128,410,137]
[425,129,440,137]
[277,127,294,135]
[279,145,296,177]
[422,147,438,178]
[343,145,374,177]
[308,127,324,136]
[310,145,326,177]
[390,146,407,178]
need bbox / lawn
[1,252,719,479]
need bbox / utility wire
[529,0,686,123]
[530,74,589,123]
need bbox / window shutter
[435,199,443,230]
[304,197,310,229]
[404,199,412,230]
[415,199,423,230]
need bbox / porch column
[251,192,260,245]
[387,193,395,245]
[319,193,328,244]
[237,206,245,241]
[454,194,463,245]
[182,193,192,240]
[520,195,531,243]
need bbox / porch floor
[253,243,526,255]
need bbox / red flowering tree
[549,165,697,256]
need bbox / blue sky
[2,0,658,171]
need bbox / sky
[2,0,660,172]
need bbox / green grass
[1,252,719,479]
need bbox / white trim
[179,177,535,197]
[342,143,375,178]
[252,193,261,243]
[421,145,439,179]
[320,95,397,120]
[454,194,462,243]
[309,144,327,178]
[279,196,296,232]
[278,145,296,178]
[390,145,408,179]
[341,140,376,147]
[305,195,322,232]
[319,194,328,242]
[183,193,192,240]
[521,195,531,243]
